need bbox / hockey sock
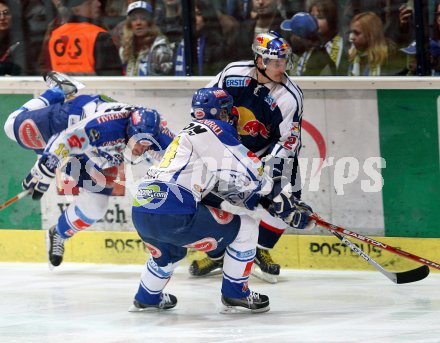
[221,215,257,298]
[135,257,178,305]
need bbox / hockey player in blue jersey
[189,31,315,283]
[129,87,314,313]
[3,72,174,268]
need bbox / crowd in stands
[0,0,439,76]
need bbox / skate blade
[220,304,270,314]
[189,269,223,278]
[128,304,168,312]
[251,264,278,284]
[45,230,55,271]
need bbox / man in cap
[281,12,337,76]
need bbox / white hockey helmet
[252,31,292,69]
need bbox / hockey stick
[0,189,31,211]
[310,214,440,271]
[330,229,429,284]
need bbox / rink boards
[0,230,438,273]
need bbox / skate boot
[128,293,177,311]
[252,247,280,284]
[189,256,223,277]
[43,71,84,98]
[221,291,270,314]
[46,226,65,268]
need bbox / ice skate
[128,293,177,311]
[221,291,270,314]
[43,71,85,97]
[46,226,65,269]
[189,256,223,277]
[252,247,280,284]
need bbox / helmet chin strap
[254,55,278,84]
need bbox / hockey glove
[268,184,315,230]
[22,159,56,200]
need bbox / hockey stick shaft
[310,214,440,271]
[0,189,31,211]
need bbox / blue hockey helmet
[191,87,238,126]
[127,107,161,143]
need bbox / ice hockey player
[129,87,315,313]
[189,31,315,283]
[3,72,174,268]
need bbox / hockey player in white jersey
[189,31,315,283]
[129,87,315,313]
[3,72,174,268]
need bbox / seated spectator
[120,1,173,75]
[193,0,227,75]
[432,1,440,42]
[396,40,417,76]
[348,11,397,76]
[233,0,286,60]
[282,12,337,76]
[22,0,60,75]
[308,0,348,75]
[0,0,26,75]
[155,0,183,46]
[47,0,122,75]
[397,39,440,76]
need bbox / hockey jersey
[133,119,272,215]
[207,61,304,159]
[41,103,173,171]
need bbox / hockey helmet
[252,31,292,69]
[127,107,161,143]
[191,87,238,126]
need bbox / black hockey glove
[22,158,56,200]
[268,183,316,230]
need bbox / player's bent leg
[252,211,287,284]
[221,215,269,314]
[46,191,110,268]
[129,256,180,311]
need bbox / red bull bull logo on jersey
[237,107,270,139]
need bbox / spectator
[0,0,26,75]
[120,1,173,75]
[397,39,440,76]
[192,0,226,75]
[348,11,397,76]
[233,0,286,60]
[396,40,417,75]
[47,0,122,75]
[21,0,59,75]
[341,0,412,46]
[432,1,440,42]
[308,0,348,75]
[155,0,182,46]
[110,0,136,50]
[282,12,337,76]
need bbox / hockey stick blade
[331,230,429,284]
[311,214,440,271]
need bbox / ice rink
[1,262,439,343]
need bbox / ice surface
[0,263,439,343]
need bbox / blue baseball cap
[400,39,440,57]
[400,41,417,55]
[280,12,318,39]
